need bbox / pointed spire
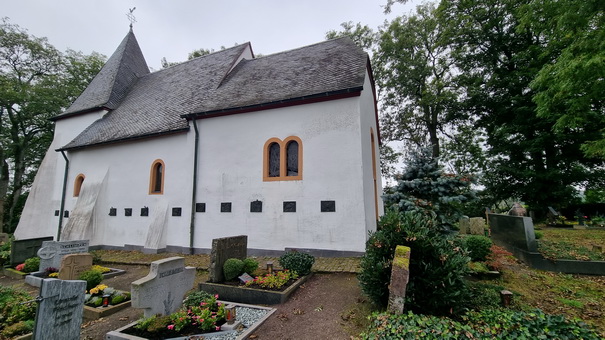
[60,30,149,117]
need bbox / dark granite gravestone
[10,236,53,267]
[131,257,195,317]
[33,278,86,340]
[489,214,537,252]
[209,235,247,283]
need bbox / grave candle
[225,304,236,324]
[102,294,110,307]
[266,261,274,274]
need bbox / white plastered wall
[193,96,370,253]
[61,132,192,249]
[359,69,384,237]
[14,110,107,240]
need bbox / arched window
[263,136,302,181]
[149,159,165,194]
[73,174,85,197]
[268,142,281,177]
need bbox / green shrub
[1,320,34,338]
[463,235,493,261]
[223,258,244,281]
[361,309,601,339]
[111,294,126,305]
[358,209,470,315]
[279,251,315,276]
[183,290,214,308]
[534,230,543,239]
[0,286,36,330]
[78,270,104,291]
[242,258,259,274]
[23,257,40,273]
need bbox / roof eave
[50,106,110,122]
[56,127,190,152]
[183,87,363,120]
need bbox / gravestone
[131,257,195,317]
[547,206,560,224]
[209,235,247,283]
[508,203,527,217]
[387,245,411,314]
[0,232,8,244]
[37,239,89,271]
[33,278,86,340]
[58,253,93,280]
[469,217,485,235]
[459,217,470,234]
[10,236,53,267]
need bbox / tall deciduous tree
[439,0,604,209]
[0,19,105,231]
[521,0,605,159]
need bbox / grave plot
[200,236,313,305]
[108,256,276,339]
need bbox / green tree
[521,0,605,159]
[384,148,475,230]
[0,19,105,232]
[439,0,604,210]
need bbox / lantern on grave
[102,294,110,307]
[225,304,236,324]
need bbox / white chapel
[15,29,383,256]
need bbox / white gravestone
[33,278,86,340]
[36,240,89,271]
[131,257,195,317]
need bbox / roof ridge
[254,37,355,60]
[155,43,251,73]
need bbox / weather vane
[126,7,137,29]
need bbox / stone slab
[10,236,53,267]
[209,235,247,283]
[58,253,93,280]
[131,257,195,317]
[37,239,89,272]
[32,278,86,340]
[469,217,485,235]
[387,246,411,314]
[459,217,470,234]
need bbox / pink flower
[217,302,222,306]
[167,325,175,330]
[214,294,219,299]
[15,263,25,272]
[216,326,221,331]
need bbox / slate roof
[57,29,149,117]
[59,32,369,151]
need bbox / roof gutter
[57,151,70,241]
[50,105,111,122]
[189,121,200,254]
[182,87,363,120]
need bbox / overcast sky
[4,0,418,70]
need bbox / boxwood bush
[463,235,493,262]
[78,269,104,291]
[223,258,244,281]
[23,257,40,273]
[279,251,315,276]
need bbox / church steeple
[58,30,149,118]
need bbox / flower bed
[107,302,275,340]
[24,267,126,287]
[199,273,311,305]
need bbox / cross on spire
[127,7,137,29]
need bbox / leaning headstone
[37,239,89,272]
[131,257,195,317]
[387,245,411,314]
[10,236,53,267]
[58,253,93,280]
[209,235,247,283]
[547,206,560,224]
[32,278,86,340]
[469,217,486,235]
[459,217,470,234]
[0,233,8,244]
